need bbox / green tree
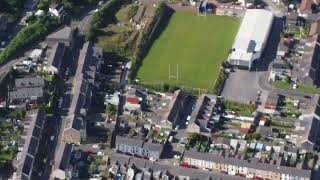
[106,104,117,117]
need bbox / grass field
[137,11,240,90]
[273,81,320,94]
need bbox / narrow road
[258,71,315,99]
[261,0,285,17]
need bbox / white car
[92,144,100,149]
[97,151,104,156]
[65,68,69,77]
[50,136,55,141]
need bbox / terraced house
[115,136,164,160]
[183,150,313,180]
[63,42,103,145]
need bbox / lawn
[137,11,240,90]
[272,81,320,94]
[222,99,256,117]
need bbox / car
[50,136,55,141]
[186,115,191,121]
[97,151,104,156]
[92,144,100,149]
[304,95,312,99]
[65,68,69,77]
[293,84,297,89]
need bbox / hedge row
[0,16,61,64]
[212,68,227,95]
[129,3,173,82]
[85,0,123,41]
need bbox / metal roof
[230,9,273,63]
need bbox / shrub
[0,16,61,64]
[86,0,123,41]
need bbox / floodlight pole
[169,64,171,80]
[177,64,179,81]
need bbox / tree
[0,16,61,64]
[106,104,117,117]
[37,0,51,10]
[106,130,112,144]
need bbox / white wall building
[228,9,274,70]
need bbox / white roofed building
[228,9,274,70]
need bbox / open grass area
[137,11,240,90]
[272,81,320,94]
[97,4,140,58]
[222,99,256,117]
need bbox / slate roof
[163,90,184,123]
[53,142,73,171]
[266,92,280,107]
[109,153,244,180]
[63,42,100,139]
[10,87,43,100]
[13,109,46,178]
[143,141,164,152]
[65,114,84,131]
[46,26,72,43]
[116,136,144,147]
[47,42,65,69]
[183,150,312,178]
[256,126,273,137]
[15,77,44,89]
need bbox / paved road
[72,2,108,34]
[258,71,316,99]
[261,0,285,17]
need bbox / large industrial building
[228,9,274,70]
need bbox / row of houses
[295,26,320,86]
[9,77,45,108]
[45,26,102,179]
[183,150,313,180]
[187,94,222,133]
[158,89,186,129]
[109,153,243,180]
[62,41,103,145]
[12,109,46,180]
[290,95,320,151]
[51,142,74,180]
[115,136,164,160]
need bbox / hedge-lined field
[137,11,239,90]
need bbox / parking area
[221,69,262,103]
